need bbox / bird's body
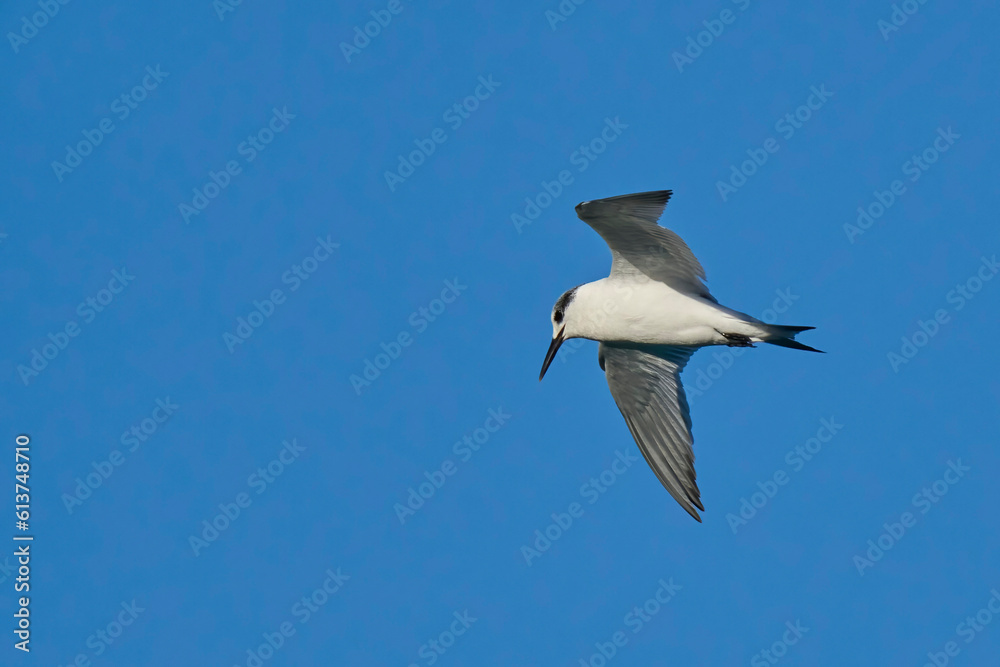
[558,277,769,347]
[539,190,821,522]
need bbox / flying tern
[538,190,821,521]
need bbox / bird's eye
[554,310,563,323]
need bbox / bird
[538,190,821,522]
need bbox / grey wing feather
[575,190,715,302]
[599,342,704,521]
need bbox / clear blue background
[2,0,999,665]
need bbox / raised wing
[599,342,704,521]
[575,190,714,301]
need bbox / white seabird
[539,190,822,521]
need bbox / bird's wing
[575,190,715,301]
[599,342,703,521]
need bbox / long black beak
[539,330,565,381]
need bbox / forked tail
[761,325,824,353]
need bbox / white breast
[572,278,731,346]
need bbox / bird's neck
[566,280,621,341]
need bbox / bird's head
[539,286,581,381]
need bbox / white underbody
[566,278,766,347]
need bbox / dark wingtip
[615,189,672,207]
[577,189,673,214]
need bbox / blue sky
[2,0,999,665]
